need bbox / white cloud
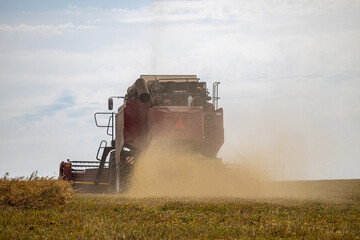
[109,0,360,23]
[0,23,96,34]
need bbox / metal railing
[67,159,109,169]
[94,112,115,143]
[212,82,220,110]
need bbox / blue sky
[0,0,359,180]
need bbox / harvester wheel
[116,149,134,193]
[108,151,116,193]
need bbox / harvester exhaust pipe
[128,78,151,103]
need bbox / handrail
[106,115,113,136]
[96,140,107,161]
[94,112,113,127]
[212,82,221,110]
[94,112,114,141]
[69,160,108,164]
[72,164,109,168]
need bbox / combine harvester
[59,75,224,193]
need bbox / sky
[0,0,359,180]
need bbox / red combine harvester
[59,75,224,193]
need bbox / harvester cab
[59,75,224,193]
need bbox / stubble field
[1,178,359,239]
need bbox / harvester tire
[108,151,116,193]
[116,150,133,193]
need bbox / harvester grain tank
[59,75,224,193]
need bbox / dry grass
[0,172,74,209]
[0,179,359,239]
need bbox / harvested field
[0,179,359,239]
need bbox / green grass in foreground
[1,180,360,239]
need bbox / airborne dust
[126,140,330,199]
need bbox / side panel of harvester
[202,108,224,158]
[124,100,150,151]
[115,99,150,165]
[214,108,224,155]
[115,105,124,166]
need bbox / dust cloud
[126,140,325,199]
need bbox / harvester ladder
[94,112,116,187]
[94,146,114,186]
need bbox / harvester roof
[140,75,199,82]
